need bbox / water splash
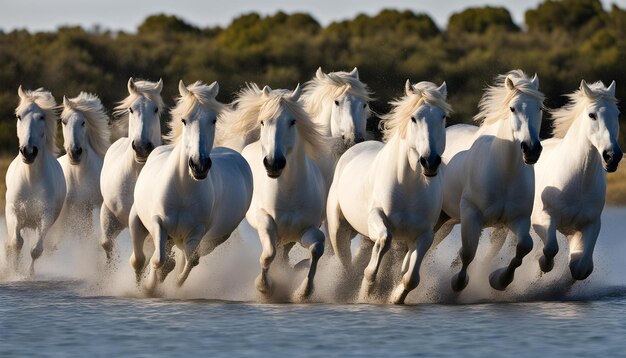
[1,207,625,304]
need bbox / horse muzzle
[521,141,542,165]
[420,154,441,177]
[603,148,623,173]
[132,140,155,163]
[188,157,212,180]
[19,145,38,164]
[263,156,286,179]
[67,147,83,165]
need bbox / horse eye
[442,115,447,120]
[334,100,339,106]
[212,119,217,125]
[510,107,515,113]
[81,122,85,127]
[129,108,134,114]
[260,120,264,126]
[181,118,186,125]
[40,115,45,120]
[411,116,417,123]
[363,103,367,109]
[589,112,597,120]
[290,119,296,127]
[16,115,21,121]
[154,107,158,114]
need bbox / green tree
[447,7,519,34]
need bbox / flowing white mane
[303,69,373,121]
[380,81,452,142]
[474,70,545,126]
[166,81,225,144]
[112,79,165,135]
[222,83,328,159]
[16,87,59,155]
[61,92,111,158]
[551,81,619,138]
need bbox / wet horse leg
[391,231,434,304]
[489,217,533,291]
[293,227,325,301]
[360,208,392,298]
[254,209,278,296]
[569,220,600,280]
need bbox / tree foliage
[448,7,519,34]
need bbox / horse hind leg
[568,221,600,280]
[29,219,54,276]
[326,190,354,273]
[293,227,325,302]
[360,208,392,300]
[100,203,124,263]
[489,217,533,291]
[176,229,206,287]
[391,232,434,304]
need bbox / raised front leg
[391,231,434,304]
[489,217,534,291]
[128,205,149,285]
[360,208,392,298]
[452,201,483,292]
[532,213,558,273]
[177,226,208,287]
[254,209,278,296]
[293,227,325,301]
[100,203,125,262]
[569,220,600,280]
[5,213,23,272]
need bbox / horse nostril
[433,155,442,167]
[521,142,530,153]
[419,156,427,167]
[146,142,154,152]
[76,147,83,156]
[131,141,137,151]
[263,156,270,169]
[603,150,613,163]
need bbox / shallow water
[1,208,626,356]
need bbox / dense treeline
[1,0,625,152]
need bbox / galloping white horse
[327,80,450,304]
[533,80,622,280]
[99,78,163,259]
[233,83,327,301]
[5,87,66,274]
[129,80,253,289]
[438,70,545,291]
[56,93,111,239]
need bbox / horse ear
[207,81,219,97]
[349,67,359,80]
[505,76,516,91]
[290,83,302,102]
[607,80,616,97]
[580,80,593,98]
[178,80,190,97]
[127,77,137,95]
[437,81,448,98]
[530,73,539,89]
[63,96,72,109]
[262,85,272,97]
[405,80,414,96]
[155,78,163,93]
[17,85,26,100]
[315,67,326,81]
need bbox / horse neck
[388,135,423,182]
[277,138,310,185]
[490,118,524,173]
[560,116,603,172]
[21,149,54,182]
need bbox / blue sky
[1,0,625,32]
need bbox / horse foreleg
[254,209,278,296]
[533,214,558,273]
[145,217,167,294]
[128,206,149,286]
[391,232,433,304]
[29,220,52,276]
[177,227,206,287]
[5,213,23,272]
[489,217,533,291]
[569,220,600,280]
[100,203,124,262]
[452,202,482,292]
[360,208,392,298]
[293,227,325,302]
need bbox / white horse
[327,80,450,304]
[231,83,327,301]
[4,86,67,274]
[437,70,545,291]
[55,93,111,240]
[99,78,164,260]
[129,80,253,289]
[532,80,622,280]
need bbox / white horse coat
[532,80,622,280]
[327,80,450,304]
[438,70,545,292]
[5,87,66,274]
[129,80,253,289]
[56,93,111,241]
[99,78,164,259]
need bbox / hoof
[390,286,409,304]
[451,271,468,292]
[489,267,513,291]
[293,278,313,302]
[569,252,593,280]
[255,273,272,296]
[538,255,554,273]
